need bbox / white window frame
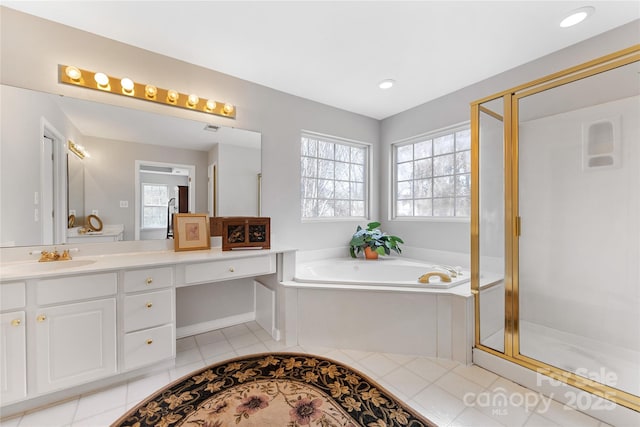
[300,131,371,222]
[141,183,175,230]
[391,122,471,221]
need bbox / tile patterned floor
[0,322,612,427]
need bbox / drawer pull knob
[229,267,235,272]
[146,339,153,345]
[146,277,153,285]
[37,315,46,322]
[146,302,153,309]
[11,319,21,326]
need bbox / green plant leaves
[349,221,403,258]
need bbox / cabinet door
[0,311,26,404]
[35,298,116,394]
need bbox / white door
[35,298,116,394]
[41,135,54,245]
[0,311,27,404]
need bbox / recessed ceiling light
[560,6,594,28]
[379,79,395,89]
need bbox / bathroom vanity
[0,244,292,417]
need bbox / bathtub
[294,257,470,289]
[276,255,475,363]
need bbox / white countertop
[0,247,293,281]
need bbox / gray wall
[0,6,379,251]
[1,7,637,254]
[379,19,639,255]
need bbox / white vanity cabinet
[0,282,27,404]
[0,248,288,417]
[122,267,175,371]
[183,254,275,285]
[34,273,117,394]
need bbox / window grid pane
[301,134,368,219]
[393,126,470,218]
[142,184,170,228]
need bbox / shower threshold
[481,320,640,397]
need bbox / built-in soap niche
[582,117,621,171]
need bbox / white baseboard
[176,312,255,339]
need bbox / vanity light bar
[58,64,236,119]
[68,140,89,159]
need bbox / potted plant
[349,222,404,259]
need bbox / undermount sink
[1,259,97,276]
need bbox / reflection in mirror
[0,84,261,247]
[67,145,85,228]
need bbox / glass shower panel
[517,62,640,396]
[478,97,506,352]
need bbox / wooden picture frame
[173,213,211,251]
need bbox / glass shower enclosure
[471,46,639,411]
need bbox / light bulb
[145,85,157,98]
[378,79,395,89]
[205,99,217,111]
[223,103,234,114]
[65,66,82,81]
[167,89,179,103]
[121,77,134,94]
[94,72,109,87]
[560,7,594,28]
[187,94,199,107]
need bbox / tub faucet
[432,264,461,278]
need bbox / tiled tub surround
[0,241,285,418]
[283,248,498,364]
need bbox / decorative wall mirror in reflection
[0,84,261,247]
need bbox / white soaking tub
[294,257,470,289]
[277,256,474,363]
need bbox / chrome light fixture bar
[58,65,236,119]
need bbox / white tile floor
[0,321,612,427]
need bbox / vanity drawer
[123,288,173,332]
[124,267,173,292]
[0,282,26,311]
[124,267,173,293]
[184,255,275,285]
[123,324,175,371]
[36,273,117,306]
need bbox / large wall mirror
[0,84,261,247]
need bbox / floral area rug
[112,352,437,427]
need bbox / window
[142,183,175,228]
[301,132,369,219]
[393,125,471,218]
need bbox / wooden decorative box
[210,217,271,251]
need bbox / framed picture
[173,213,211,251]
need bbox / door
[0,311,27,404]
[41,135,54,244]
[35,298,116,394]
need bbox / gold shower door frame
[470,45,640,411]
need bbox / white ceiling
[4,1,639,119]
